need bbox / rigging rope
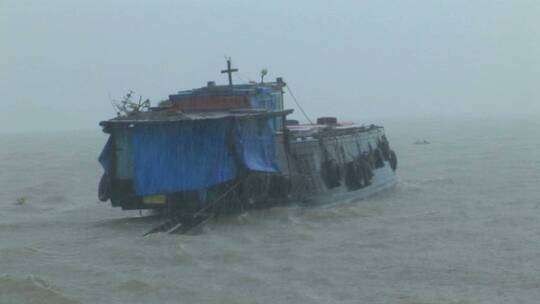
[234,71,250,84]
[193,178,245,218]
[285,85,314,125]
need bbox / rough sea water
[1,116,539,304]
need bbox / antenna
[260,68,268,84]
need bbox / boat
[97,60,398,233]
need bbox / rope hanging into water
[286,85,314,125]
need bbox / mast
[221,58,238,87]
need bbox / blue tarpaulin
[235,118,279,173]
[98,136,113,175]
[97,116,281,196]
[131,120,237,195]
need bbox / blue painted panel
[249,90,283,131]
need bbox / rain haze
[1,1,540,304]
[1,0,539,133]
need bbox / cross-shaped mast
[221,58,238,86]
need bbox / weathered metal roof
[170,82,283,101]
[100,108,293,126]
[287,123,383,137]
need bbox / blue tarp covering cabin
[234,118,279,173]
[99,112,289,196]
[132,119,238,195]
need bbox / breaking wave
[0,275,78,304]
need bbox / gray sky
[1,0,539,133]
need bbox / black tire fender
[321,160,341,188]
[389,150,398,171]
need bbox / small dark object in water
[414,140,430,145]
